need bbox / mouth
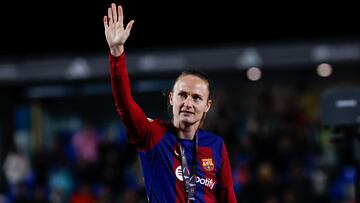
[180,110,194,115]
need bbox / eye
[178,92,187,99]
[193,95,202,102]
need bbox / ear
[204,99,212,113]
[169,91,174,106]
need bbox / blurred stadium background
[1,1,360,202]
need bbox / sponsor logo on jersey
[175,166,216,189]
[202,158,214,171]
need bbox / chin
[180,118,198,126]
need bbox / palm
[103,3,134,49]
[105,21,128,48]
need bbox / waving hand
[103,3,134,56]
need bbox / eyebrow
[178,90,203,98]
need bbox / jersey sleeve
[109,53,166,150]
[218,142,237,202]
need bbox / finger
[103,16,108,29]
[111,3,118,22]
[108,7,113,24]
[125,20,135,33]
[118,5,124,27]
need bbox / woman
[103,2,237,202]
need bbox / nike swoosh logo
[174,149,180,156]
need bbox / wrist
[110,45,124,57]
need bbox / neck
[175,122,199,140]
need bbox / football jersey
[109,53,237,203]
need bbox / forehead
[173,75,209,94]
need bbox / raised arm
[103,3,134,56]
[103,3,166,150]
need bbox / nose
[183,96,193,108]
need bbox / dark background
[0,1,359,56]
[1,1,360,202]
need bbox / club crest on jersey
[202,158,214,171]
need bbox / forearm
[109,53,149,144]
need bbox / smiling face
[169,74,212,129]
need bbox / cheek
[196,104,207,113]
[173,98,183,107]
[171,101,180,111]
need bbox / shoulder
[147,118,172,133]
[148,118,169,126]
[197,129,224,146]
[198,129,224,140]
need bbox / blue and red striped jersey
[109,53,237,203]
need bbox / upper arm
[218,143,237,202]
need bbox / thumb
[125,20,135,33]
